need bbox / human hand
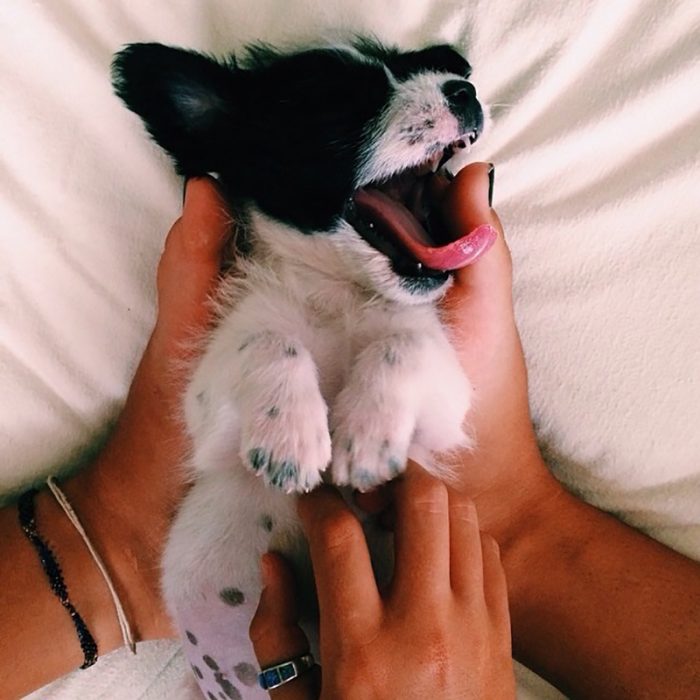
[360,163,563,543]
[63,177,231,641]
[250,468,515,699]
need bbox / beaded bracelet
[18,487,98,669]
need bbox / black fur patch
[112,39,482,289]
[113,42,389,232]
[354,39,472,81]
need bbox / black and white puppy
[113,39,487,698]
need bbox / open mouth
[344,134,480,279]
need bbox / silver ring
[258,652,315,690]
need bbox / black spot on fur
[266,405,280,418]
[354,468,374,487]
[214,671,242,699]
[186,630,198,645]
[270,461,298,489]
[219,587,245,606]
[234,662,259,686]
[191,664,203,679]
[203,655,219,670]
[248,448,269,472]
[208,692,217,700]
[284,345,298,357]
[384,349,398,366]
[258,514,274,532]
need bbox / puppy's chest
[300,298,378,402]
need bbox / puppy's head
[113,40,484,303]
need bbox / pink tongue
[354,188,495,271]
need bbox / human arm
[432,162,700,697]
[0,178,230,699]
[250,468,515,700]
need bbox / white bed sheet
[1,1,698,698]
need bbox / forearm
[0,388,179,699]
[499,465,700,698]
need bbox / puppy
[113,39,485,699]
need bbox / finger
[438,165,520,381]
[153,176,232,354]
[298,487,382,635]
[480,534,511,629]
[447,491,485,597]
[391,465,451,604]
[353,486,391,515]
[439,163,512,313]
[250,553,320,699]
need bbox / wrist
[62,452,178,643]
[465,441,566,549]
[32,486,126,658]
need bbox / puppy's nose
[442,79,483,136]
[442,79,477,110]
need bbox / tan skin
[1,166,699,699]
[251,469,516,700]
[250,164,700,698]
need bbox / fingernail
[487,163,495,207]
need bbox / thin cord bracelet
[18,487,98,669]
[47,476,136,654]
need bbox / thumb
[438,163,514,326]
[153,176,232,356]
[249,553,320,698]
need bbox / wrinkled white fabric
[1,1,697,698]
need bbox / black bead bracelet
[18,487,98,669]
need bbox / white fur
[359,70,466,186]
[163,64,476,699]
[162,208,472,697]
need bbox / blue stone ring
[258,653,316,690]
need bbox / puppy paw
[241,389,331,493]
[330,398,413,491]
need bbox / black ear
[112,43,239,175]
